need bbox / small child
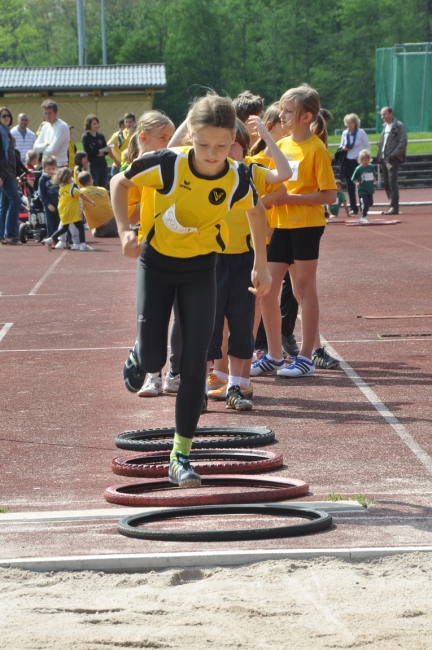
[38,155,61,239]
[43,167,96,251]
[24,150,39,191]
[351,150,376,222]
[78,171,118,237]
[74,151,89,186]
[327,179,349,218]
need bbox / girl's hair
[25,149,38,164]
[53,167,73,185]
[187,93,236,135]
[126,132,140,163]
[320,108,333,123]
[84,114,99,131]
[234,118,250,157]
[233,91,264,122]
[74,151,88,166]
[280,84,327,145]
[0,106,13,123]
[250,102,281,156]
[344,113,360,128]
[358,149,371,162]
[137,110,174,138]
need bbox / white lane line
[364,228,432,253]
[322,337,432,476]
[328,338,432,343]
[28,251,68,295]
[0,323,13,343]
[0,346,130,353]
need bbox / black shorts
[267,226,325,265]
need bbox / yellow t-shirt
[124,147,257,258]
[58,182,82,225]
[223,163,279,254]
[80,185,114,229]
[244,150,271,167]
[107,130,124,167]
[272,135,336,229]
[120,127,136,165]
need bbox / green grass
[0,506,10,514]
[323,493,374,509]
[328,132,432,156]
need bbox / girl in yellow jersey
[43,167,96,251]
[251,85,337,379]
[110,93,272,489]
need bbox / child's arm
[245,200,272,297]
[342,200,349,217]
[248,116,292,184]
[80,192,96,207]
[260,184,287,209]
[168,120,189,147]
[273,189,337,206]
[110,173,142,258]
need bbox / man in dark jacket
[377,107,407,215]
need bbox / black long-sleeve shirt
[82,131,108,168]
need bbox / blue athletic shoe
[277,355,315,378]
[123,345,145,392]
[250,353,286,377]
[169,453,201,488]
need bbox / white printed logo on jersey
[162,204,198,234]
[287,159,300,182]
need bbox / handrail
[328,139,432,148]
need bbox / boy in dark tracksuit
[38,156,60,237]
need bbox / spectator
[339,113,370,215]
[107,117,125,176]
[377,106,407,215]
[78,171,118,237]
[10,113,36,162]
[81,114,110,189]
[33,100,70,167]
[0,106,21,245]
[119,112,137,165]
[68,126,77,169]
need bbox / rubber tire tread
[114,426,275,451]
[111,448,283,478]
[104,475,308,507]
[117,504,332,541]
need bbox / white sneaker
[54,240,67,249]
[71,243,81,250]
[43,237,54,251]
[84,223,89,230]
[137,373,163,397]
[359,217,369,223]
[79,243,94,251]
[277,355,315,378]
[164,372,181,393]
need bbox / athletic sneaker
[54,240,68,249]
[123,346,145,393]
[282,334,299,357]
[209,383,253,401]
[277,355,315,378]
[201,393,208,413]
[312,347,340,369]
[79,243,94,251]
[226,385,253,411]
[359,217,369,224]
[250,354,286,377]
[164,372,181,393]
[169,452,201,488]
[137,373,163,397]
[71,243,81,250]
[207,372,226,392]
[43,237,54,251]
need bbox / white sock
[147,372,160,379]
[228,375,242,389]
[213,370,228,382]
[267,353,283,363]
[241,377,250,388]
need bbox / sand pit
[1,552,431,649]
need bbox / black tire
[117,504,333,541]
[114,426,275,451]
[19,222,30,244]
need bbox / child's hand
[272,193,292,206]
[247,115,268,141]
[90,200,96,206]
[119,230,142,258]
[47,204,56,212]
[249,266,272,297]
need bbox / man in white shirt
[10,114,36,162]
[377,107,407,215]
[33,100,70,167]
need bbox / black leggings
[136,243,217,439]
[51,220,85,244]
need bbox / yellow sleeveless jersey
[124,147,257,258]
[223,163,279,254]
[58,182,82,225]
[271,135,336,229]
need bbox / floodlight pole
[101,0,108,65]
[77,0,87,66]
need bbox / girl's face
[229,141,244,162]
[90,119,99,132]
[279,101,297,132]
[267,119,286,142]
[191,126,235,176]
[140,125,173,152]
[82,156,88,165]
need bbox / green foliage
[0,506,10,514]
[1,0,432,127]
[323,493,374,509]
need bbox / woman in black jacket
[0,106,21,245]
[82,114,110,189]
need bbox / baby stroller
[18,174,47,244]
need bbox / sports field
[1,187,432,648]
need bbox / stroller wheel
[19,222,30,244]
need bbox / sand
[1,553,431,649]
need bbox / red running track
[1,189,432,558]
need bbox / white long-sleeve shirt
[340,128,370,160]
[34,118,70,166]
